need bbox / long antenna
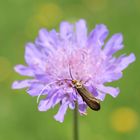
[68,63,74,80]
[37,78,72,103]
[37,81,59,103]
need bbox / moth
[68,66,100,111]
[72,80,100,111]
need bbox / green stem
[73,102,79,140]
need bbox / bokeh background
[0,0,139,140]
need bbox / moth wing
[76,86,100,111]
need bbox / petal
[14,64,34,76]
[35,28,57,49]
[60,21,74,40]
[52,93,61,108]
[25,43,41,65]
[54,101,69,123]
[86,85,98,97]
[35,74,51,83]
[97,85,120,97]
[88,24,108,49]
[26,83,49,96]
[104,33,123,56]
[115,53,136,71]
[25,43,46,71]
[77,96,87,114]
[96,91,106,101]
[49,29,60,48]
[38,90,60,111]
[75,19,87,47]
[12,80,34,89]
[78,103,87,115]
[69,102,75,110]
[38,99,49,111]
[102,72,123,82]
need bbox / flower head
[12,19,135,122]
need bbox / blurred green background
[0,0,139,140]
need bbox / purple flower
[12,19,135,122]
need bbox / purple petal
[116,53,136,71]
[26,83,49,96]
[88,24,108,49]
[25,43,41,65]
[86,85,98,97]
[35,28,57,49]
[75,19,87,47]
[78,103,87,115]
[38,90,60,111]
[12,80,34,89]
[60,21,74,40]
[49,29,60,48]
[54,101,69,123]
[102,72,123,82]
[97,85,120,97]
[38,99,49,111]
[14,64,34,76]
[35,74,51,83]
[77,96,87,114]
[96,91,106,101]
[104,33,123,56]
[37,29,50,47]
[69,102,75,110]
[25,43,46,71]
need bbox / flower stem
[73,102,79,140]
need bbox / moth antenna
[37,81,59,103]
[37,78,72,103]
[68,63,74,80]
[68,63,79,100]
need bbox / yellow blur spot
[0,57,12,82]
[110,107,139,133]
[26,3,63,38]
[34,3,63,27]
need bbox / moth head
[72,80,82,88]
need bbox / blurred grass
[0,0,140,140]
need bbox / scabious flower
[12,19,135,122]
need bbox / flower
[12,19,135,122]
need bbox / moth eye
[76,83,82,88]
[72,80,77,85]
